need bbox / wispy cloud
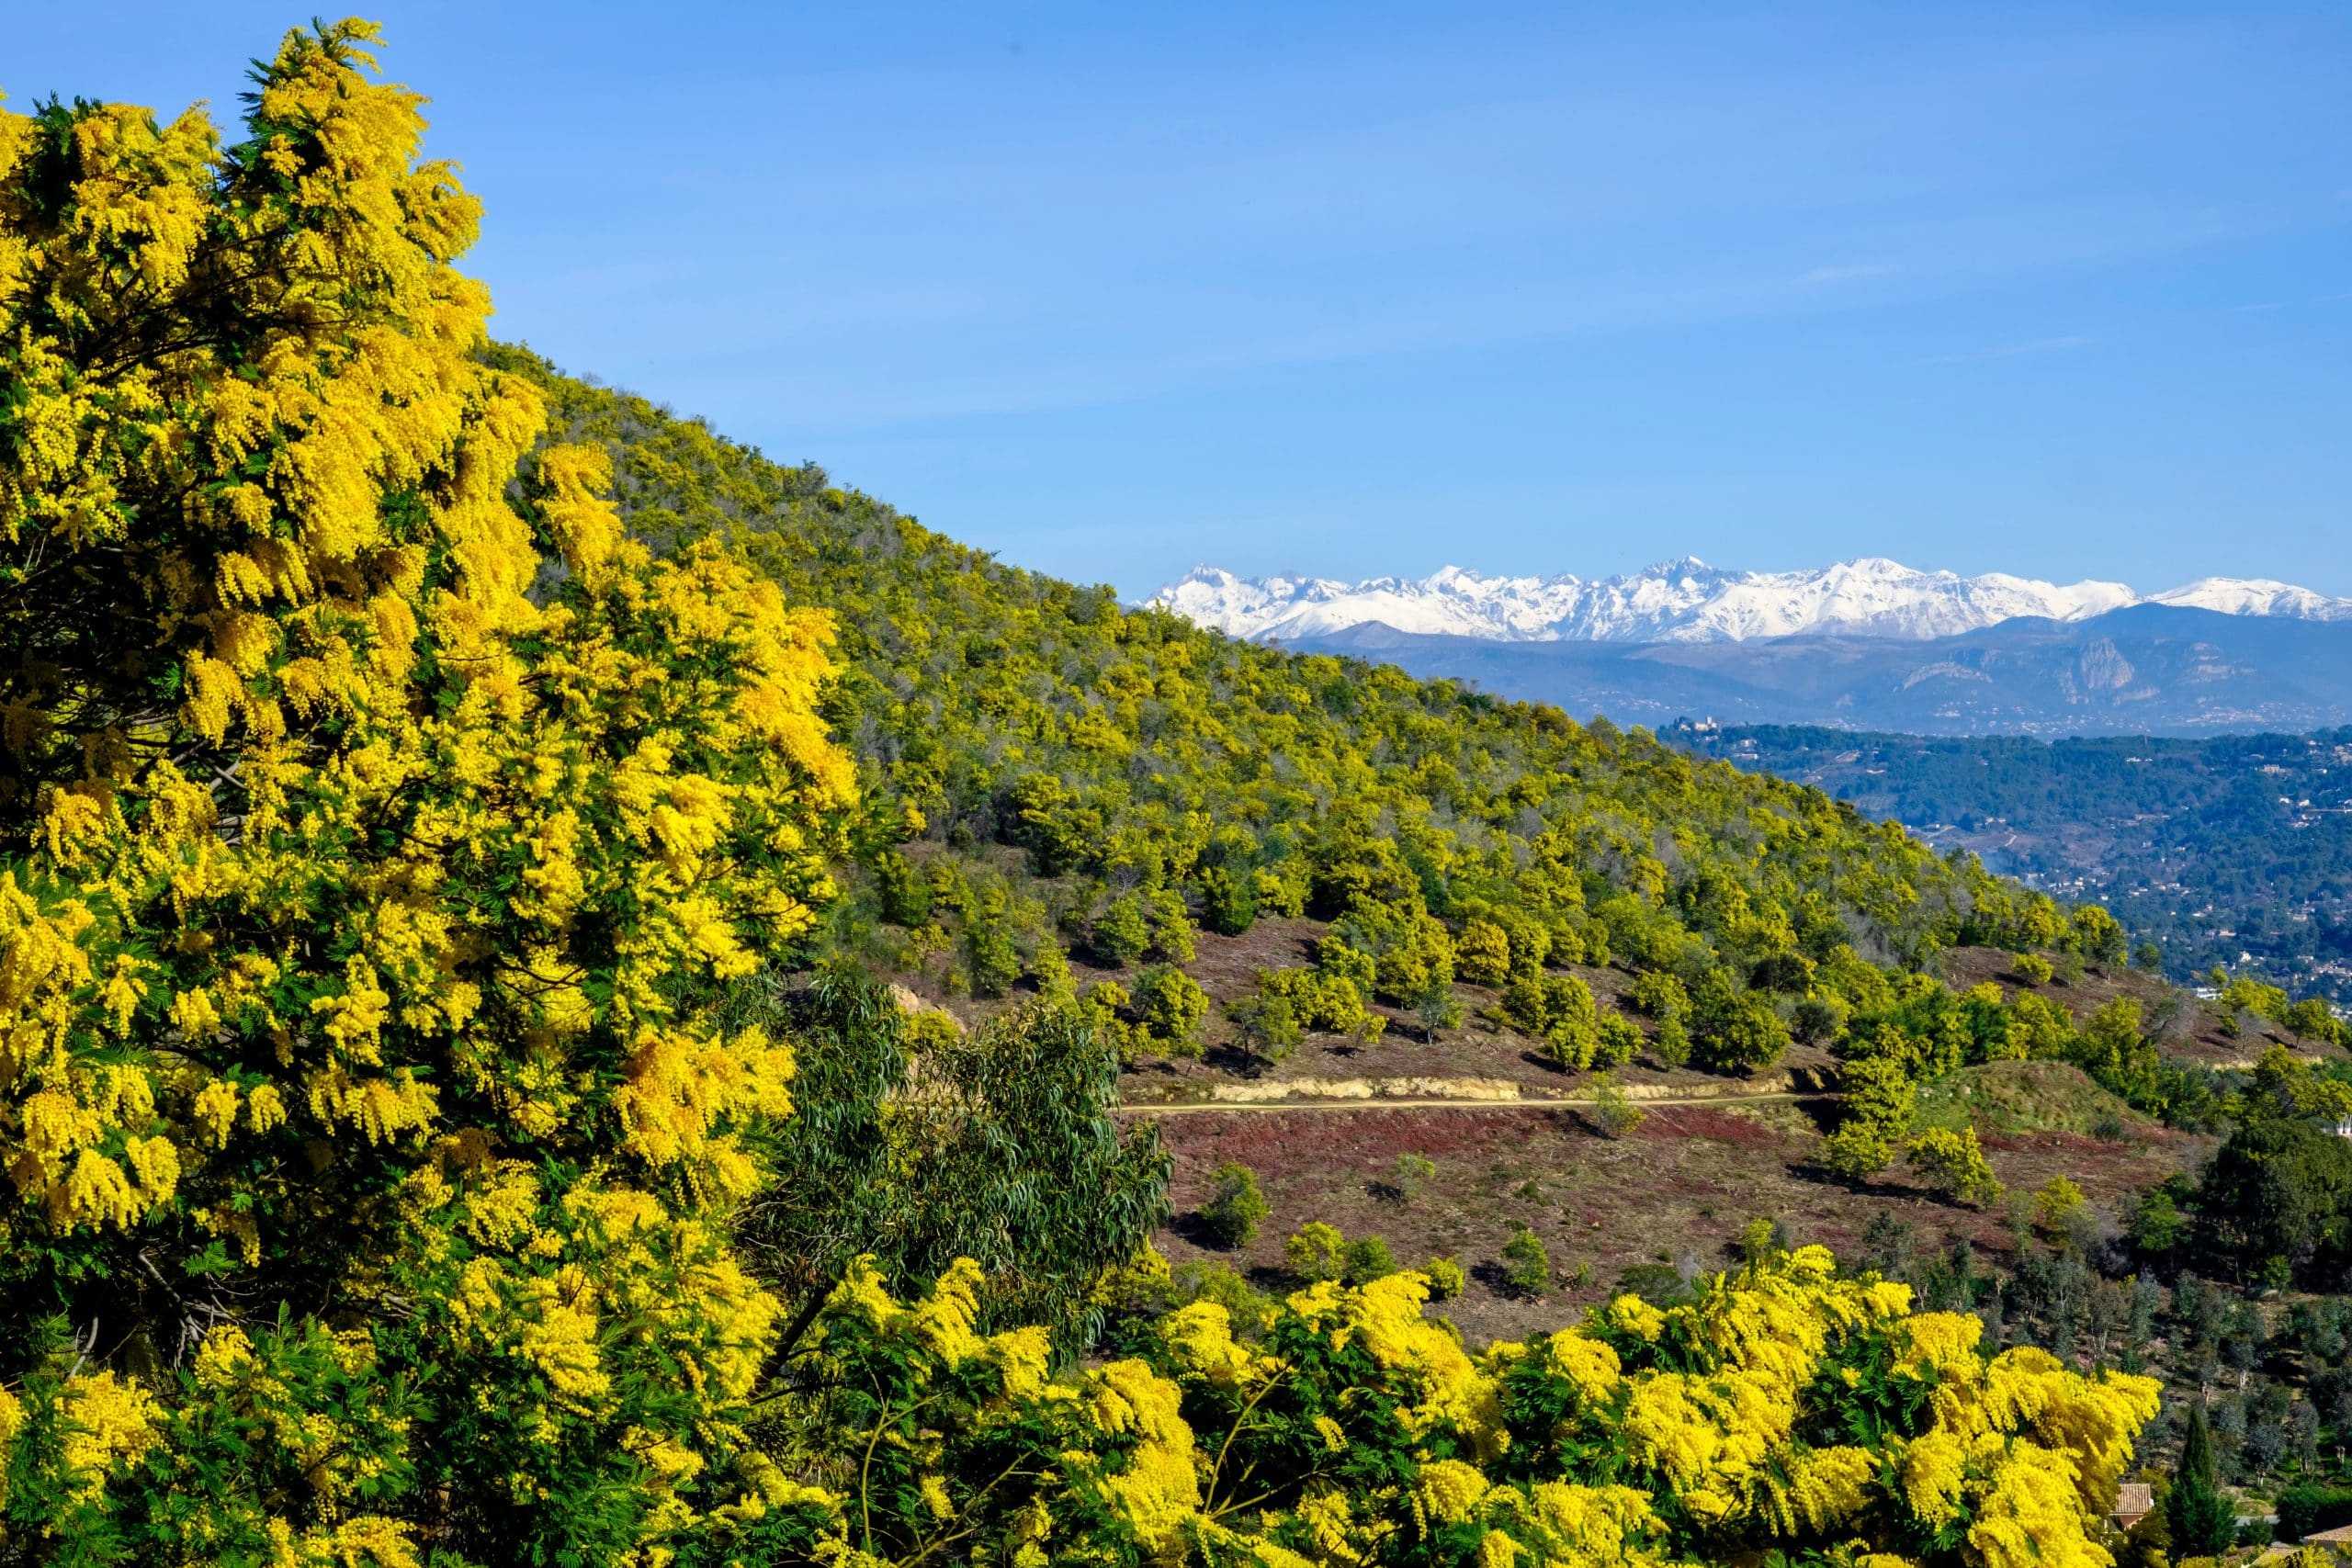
[1924,334,2093,365]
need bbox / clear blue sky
[16,3,2349,597]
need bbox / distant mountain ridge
[1151,558,2352,646]
[1273,604,2352,738]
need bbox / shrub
[1821,1048,1914,1186]
[2032,1176,2088,1237]
[1132,964,1208,1050]
[1749,951,1814,995]
[1169,1259,1276,1331]
[1500,1224,1553,1297]
[1198,1162,1270,1250]
[1454,919,1512,986]
[966,921,1024,998]
[874,847,933,925]
[1689,972,1791,1075]
[1251,862,1310,920]
[1615,1260,1697,1308]
[901,1009,964,1053]
[1590,1075,1645,1139]
[1503,972,1600,1069]
[1820,1122,1897,1184]
[1420,1256,1466,1300]
[2278,1483,2352,1543]
[1314,933,1380,992]
[2012,952,2055,986]
[1906,1127,2004,1209]
[1410,979,1464,1042]
[1739,1217,1792,1265]
[1792,996,1846,1044]
[1594,1011,1644,1069]
[1199,863,1258,936]
[2129,1188,2187,1258]
[1341,1235,1398,1284]
[1148,886,1198,962]
[1630,969,1690,1021]
[1256,965,1370,1034]
[1226,990,1303,1065]
[1091,894,1152,964]
[1079,980,1141,1061]
[1391,1153,1438,1201]
[1285,1221,1347,1282]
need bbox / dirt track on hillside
[1119,1089,1827,1115]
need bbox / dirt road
[1117,1089,1827,1115]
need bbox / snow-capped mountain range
[1149,558,2352,645]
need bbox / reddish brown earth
[898,915,2318,1348]
[1138,1083,2209,1345]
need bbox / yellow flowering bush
[778,1245,2158,1568]
[0,21,847,1562]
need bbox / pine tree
[2168,1402,2239,1558]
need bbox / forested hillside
[1676,724,2352,999]
[500,346,2122,1055]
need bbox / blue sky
[16,3,2349,597]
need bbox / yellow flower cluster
[53,1371,161,1503]
[800,1247,2161,1568]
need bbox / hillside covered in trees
[501,345,2132,1050]
[0,20,2322,1568]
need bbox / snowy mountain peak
[1148,558,2351,645]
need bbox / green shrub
[1421,1256,1466,1300]
[1313,935,1379,993]
[1199,864,1258,936]
[1589,1075,1645,1139]
[874,847,933,925]
[1454,919,1512,986]
[2278,1483,2352,1543]
[966,923,1024,998]
[1390,1153,1437,1201]
[1285,1222,1347,1283]
[1614,1260,1695,1308]
[1410,980,1464,1042]
[1905,1127,2003,1209]
[1630,970,1690,1021]
[1132,964,1208,1050]
[1226,990,1302,1065]
[1148,887,1198,962]
[1594,1012,1644,1069]
[1499,1224,1552,1297]
[1503,972,1600,1069]
[1341,1235,1397,1284]
[2011,953,2054,986]
[901,1009,964,1053]
[1091,895,1152,965]
[2031,1176,2086,1237]
[1170,1260,1276,1333]
[1689,972,1790,1075]
[1256,965,1369,1034]
[1197,1162,1270,1250]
